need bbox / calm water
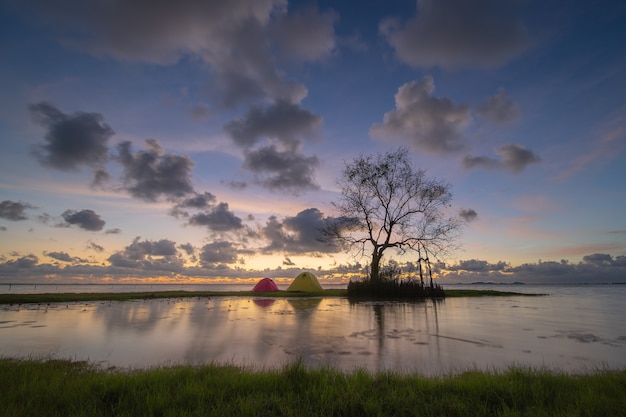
[1,284,625,375]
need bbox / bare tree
[324,148,461,283]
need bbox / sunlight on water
[1,285,625,375]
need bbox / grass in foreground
[0,289,540,305]
[1,358,624,417]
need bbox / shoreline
[0,288,542,305]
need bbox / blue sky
[1,0,625,285]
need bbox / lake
[1,284,625,375]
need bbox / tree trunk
[417,247,424,286]
[370,248,382,282]
[426,257,434,288]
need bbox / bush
[347,278,444,299]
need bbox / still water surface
[1,284,625,375]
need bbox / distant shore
[0,288,542,305]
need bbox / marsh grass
[0,289,346,305]
[0,288,540,305]
[1,358,624,417]
[347,279,445,299]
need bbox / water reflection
[1,289,626,375]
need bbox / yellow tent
[287,271,323,292]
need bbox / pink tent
[252,277,279,292]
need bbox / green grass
[0,289,346,305]
[1,358,624,416]
[0,288,540,305]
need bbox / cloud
[272,5,338,62]
[44,251,83,263]
[108,237,180,269]
[189,202,243,232]
[6,254,39,269]
[262,208,342,254]
[440,254,626,284]
[380,0,529,69]
[91,167,111,189]
[0,200,36,221]
[582,253,618,266]
[370,76,471,154]
[178,243,195,256]
[170,192,218,218]
[61,209,106,231]
[446,259,508,272]
[224,100,322,148]
[221,180,248,190]
[464,144,540,173]
[87,241,105,252]
[459,208,478,222]
[243,145,320,193]
[105,228,121,234]
[116,139,195,202]
[190,103,210,121]
[199,241,241,265]
[29,102,113,171]
[476,90,521,125]
[283,256,296,266]
[21,0,316,107]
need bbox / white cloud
[370,76,471,154]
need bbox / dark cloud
[45,251,74,262]
[116,139,195,202]
[262,208,343,254]
[178,243,195,256]
[87,241,105,252]
[61,209,106,231]
[105,228,121,234]
[22,0,311,106]
[447,259,508,272]
[380,0,529,69]
[224,100,322,148]
[441,254,626,284]
[582,253,623,266]
[244,145,320,193]
[199,241,240,265]
[189,202,243,232]
[8,254,39,269]
[476,90,521,125]
[370,76,471,154]
[0,226,6,232]
[272,6,338,62]
[125,237,177,259]
[108,237,180,269]
[0,200,36,221]
[177,192,217,209]
[170,192,218,218]
[464,144,540,173]
[283,256,296,266]
[37,213,52,224]
[459,208,478,222]
[91,166,111,189]
[29,102,113,171]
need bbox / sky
[1,0,625,285]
